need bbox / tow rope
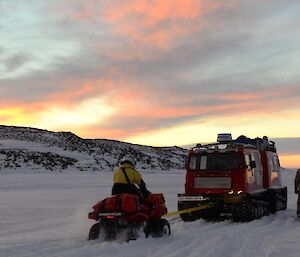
[163,203,214,217]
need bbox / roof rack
[192,142,239,152]
[235,136,277,152]
[193,135,277,153]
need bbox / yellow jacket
[113,163,142,186]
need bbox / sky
[0,0,299,168]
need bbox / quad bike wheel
[150,219,171,237]
[126,221,149,241]
[88,223,100,240]
[102,219,118,241]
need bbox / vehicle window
[253,152,263,186]
[253,153,262,175]
[274,156,280,168]
[200,156,207,170]
[245,154,251,170]
[189,156,197,170]
[189,152,243,171]
[268,155,274,172]
[272,156,280,172]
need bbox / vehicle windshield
[189,152,244,171]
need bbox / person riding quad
[112,155,150,198]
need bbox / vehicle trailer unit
[178,134,287,222]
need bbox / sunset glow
[1,0,299,167]
[37,97,115,129]
[280,155,300,169]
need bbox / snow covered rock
[0,125,186,172]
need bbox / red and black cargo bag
[89,193,140,220]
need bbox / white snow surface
[0,169,300,257]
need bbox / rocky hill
[0,125,186,172]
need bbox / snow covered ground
[0,169,299,257]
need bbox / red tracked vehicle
[178,134,287,222]
[88,193,171,241]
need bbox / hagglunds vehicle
[178,134,287,222]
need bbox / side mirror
[249,160,256,169]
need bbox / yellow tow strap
[163,203,214,217]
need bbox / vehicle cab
[185,134,266,196]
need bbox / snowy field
[0,169,300,257]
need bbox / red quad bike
[88,193,171,241]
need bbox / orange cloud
[220,92,271,101]
[215,86,300,115]
[105,84,300,126]
[1,77,299,142]
[46,79,109,104]
[219,85,299,102]
[102,0,220,50]
[57,0,228,53]
[103,0,202,24]
[0,76,149,137]
[0,98,116,134]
